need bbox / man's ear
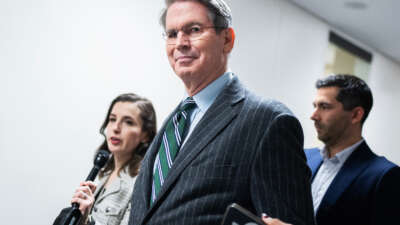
[223,27,235,54]
[351,106,364,124]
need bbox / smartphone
[221,203,265,225]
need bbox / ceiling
[289,0,400,64]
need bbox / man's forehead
[165,1,212,28]
[317,87,339,96]
[313,97,334,105]
[314,87,339,103]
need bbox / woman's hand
[71,181,97,215]
[262,214,292,225]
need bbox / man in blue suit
[306,74,400,225]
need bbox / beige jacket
[86,169,137,225]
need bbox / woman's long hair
[96,93,157,178]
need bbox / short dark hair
[316,74,373,125]
[160,0,232,34]
[97,93,157,178]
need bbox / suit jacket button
[105,207,110,213]
[93,207,97,212]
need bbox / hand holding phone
[221,203,265,225]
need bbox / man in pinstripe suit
[128,1,315,225]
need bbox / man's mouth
[176,55,195,63]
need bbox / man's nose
[310,109,319,121]
[175,32,191,49]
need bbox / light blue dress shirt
[311,139,364,213]
[152,72,233,174]
[181,71,233,147]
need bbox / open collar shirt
[311,139,364,213]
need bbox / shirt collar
[320,139,364,163]
[183,71,233,113]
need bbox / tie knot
[180,97,196,112]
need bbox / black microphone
[71,149,110,208]
[53,149,110,225]
[84,149,110,180]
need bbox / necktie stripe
[151,181,156,202]
[173,116,181,144]
[158,145,170,178]
[154,155,161,177]
[157,160,164,185]
[152,154,158,173]
[151,97,196,205]
[162,133,170,159]
[152,163,161,202]
[163,134,173,168]
[157,155,166,184]
[182,111,187,119]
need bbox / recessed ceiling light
[344,1,368,10]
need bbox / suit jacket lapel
[93,176,108,202]
[95,174,121,203]
[143,76,245,219]
[318,142,374,211]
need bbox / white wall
[229,0,329,148]
[365,53,400,163]
[0,0,399,224]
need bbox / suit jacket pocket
[103,206,123,225]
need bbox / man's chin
[175,67,196,79]
[317,135,329,144]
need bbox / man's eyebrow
[313,101,331,107]
[318,102,332,106]
[184,22,203,27]
[166,22,203,31]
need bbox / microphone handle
[67,166,102,225]
[67,209,81,225]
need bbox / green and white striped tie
[151,97,196,204]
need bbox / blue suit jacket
[305,142,400,225]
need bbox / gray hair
[160,0,232,33]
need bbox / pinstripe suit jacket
[128,76,315,225]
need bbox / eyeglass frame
[162,23,226,45]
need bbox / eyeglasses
[162,24,223,45]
